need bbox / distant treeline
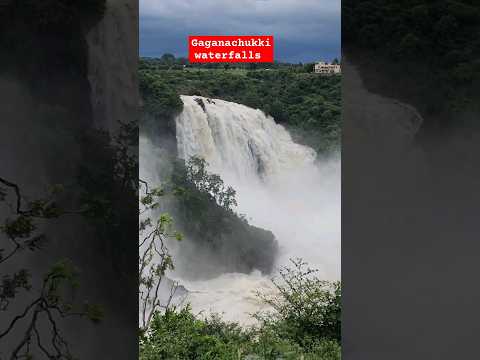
[141,54,340,73]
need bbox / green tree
[160,53,176,66]
[304,63,315,72]
[140,259,341,360]
[184,157,237,212]
[257,259,341,348]
[138,180,183,332]
[0,179,103,358]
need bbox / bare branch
[0,177,24,215]
[0,298,42,339]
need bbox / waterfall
[176,95,316,181]
[141,95,340,325]
[175,96,340,323]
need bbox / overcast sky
[140,0,340,63]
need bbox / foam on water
[141,96,340,325]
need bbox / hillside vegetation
[140,58,341,153]
[343,0,480,132]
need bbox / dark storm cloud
[140,0,340,63]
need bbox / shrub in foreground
[140,260,341,360]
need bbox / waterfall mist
[140,96,340,324]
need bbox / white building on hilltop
[314,61,341,75]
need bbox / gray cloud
[140,0,340,63]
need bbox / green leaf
[84,303,104,324]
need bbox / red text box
[189,35,274,63]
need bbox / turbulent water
[176,95,317,179]
[141,95,340,325]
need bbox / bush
[256,259,341,348]
[140,261,341,360]
[140,307,249,360]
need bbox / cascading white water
[176,95,317,180]
[173,96,340,324]
[140,95,340,325]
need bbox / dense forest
[344,0,480,80]
[343,0,480,133]
[140,56,341,153]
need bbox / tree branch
[0,177,24,215]
[0,298,42,339]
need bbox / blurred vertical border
[342,1,480,359]
[0,0,139,358]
